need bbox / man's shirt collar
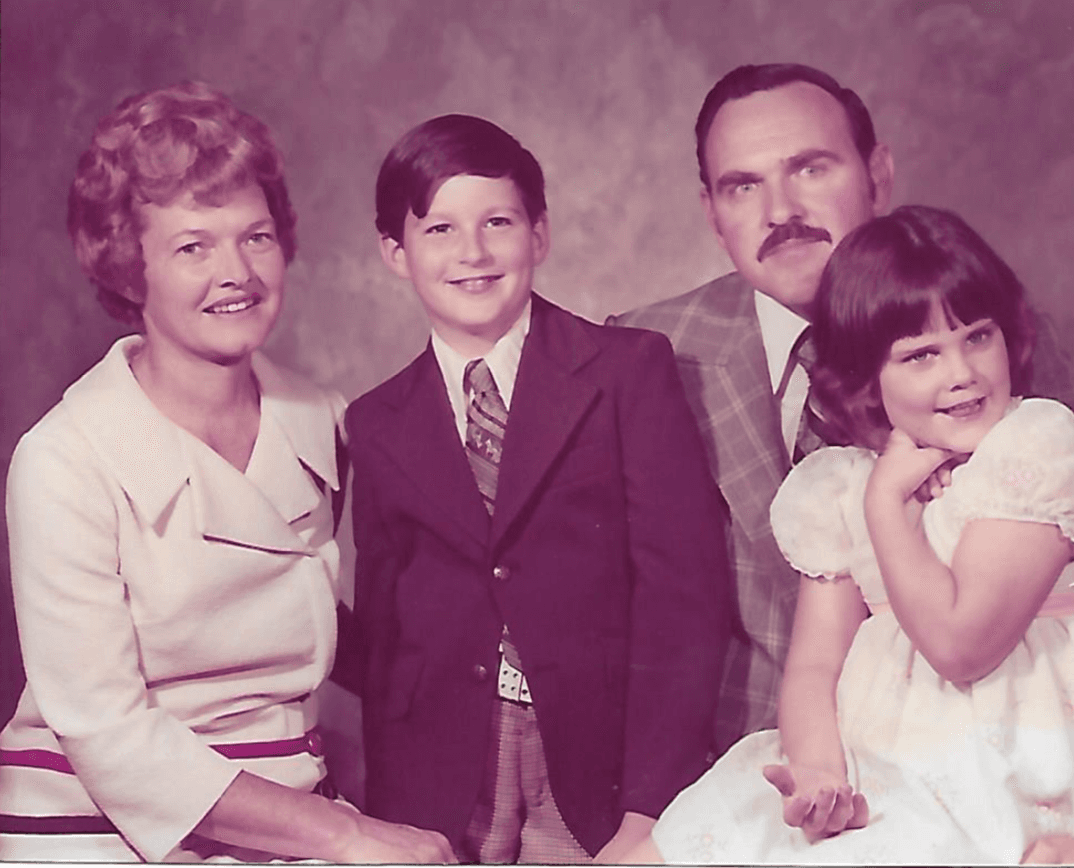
[754,290,809,391]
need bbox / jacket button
[472,664,489,682]
[492,565,510,582]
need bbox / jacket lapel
[491,297,600,548]
[184,435,316,555]
[371,346,492,554]
[675,277,790,542]
[62,337,320,555]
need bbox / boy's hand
[594,811,657,864]
[762,763,868,842]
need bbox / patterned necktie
[463,359,531,703]
[790,327,825,463]
[464,359,508,515]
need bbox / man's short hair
[375,114,546,244]
[694,63,878,190]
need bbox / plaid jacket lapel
[615,273,790,542]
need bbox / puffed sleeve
[947,398,1074,543]
[769,446,876,580]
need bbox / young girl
[625,205,1074,865]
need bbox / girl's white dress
[653,398,1074,865]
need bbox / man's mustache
[756,220,832,262]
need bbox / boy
[340,114,731,862]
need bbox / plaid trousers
[460,699,591,864]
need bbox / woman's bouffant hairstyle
[67,81,296,328]
[810,205,1035,451]
[375,114,546,244]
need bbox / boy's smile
[381,174,550,357]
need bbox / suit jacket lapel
[372,345,492,553]
[491,297,600,548]
[676,276,790,542]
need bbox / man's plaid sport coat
[610,271,805,757]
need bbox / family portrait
[1,0,1072,863]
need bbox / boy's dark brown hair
[375,114,546,244]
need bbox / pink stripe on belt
[0,729,323,775]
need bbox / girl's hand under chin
[869,428,960,513]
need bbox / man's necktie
[463,359,531,704]
[789,327,825,463]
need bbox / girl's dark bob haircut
[810,204,1035,451]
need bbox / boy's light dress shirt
[431,300,533,704]
[431,299,531,439]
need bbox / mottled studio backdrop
[2,0,1072,731]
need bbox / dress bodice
[770,398,1074,612]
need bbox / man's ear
[378,233,410,279]
[531,213,551,266]
[869,143,895,215]
[699,185,728,252]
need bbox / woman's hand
[336,804,456,863]
[194,772,456,863]
[762,763,868,842]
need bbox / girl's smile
[878,302,1012,454]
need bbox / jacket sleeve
[335,402,402,708]
[614,330,733,818]
[6,421,239,862]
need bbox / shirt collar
[754,290,810,392]
[251,351,345,492]
[61,336,343,529]
[431,300,532,436]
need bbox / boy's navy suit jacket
[340,294,732,855]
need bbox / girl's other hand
[912,454,965,503]
[762,763,868,842]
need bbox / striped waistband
[0,813,118,835]
[0,727,323,776]
[0,746,336,837]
